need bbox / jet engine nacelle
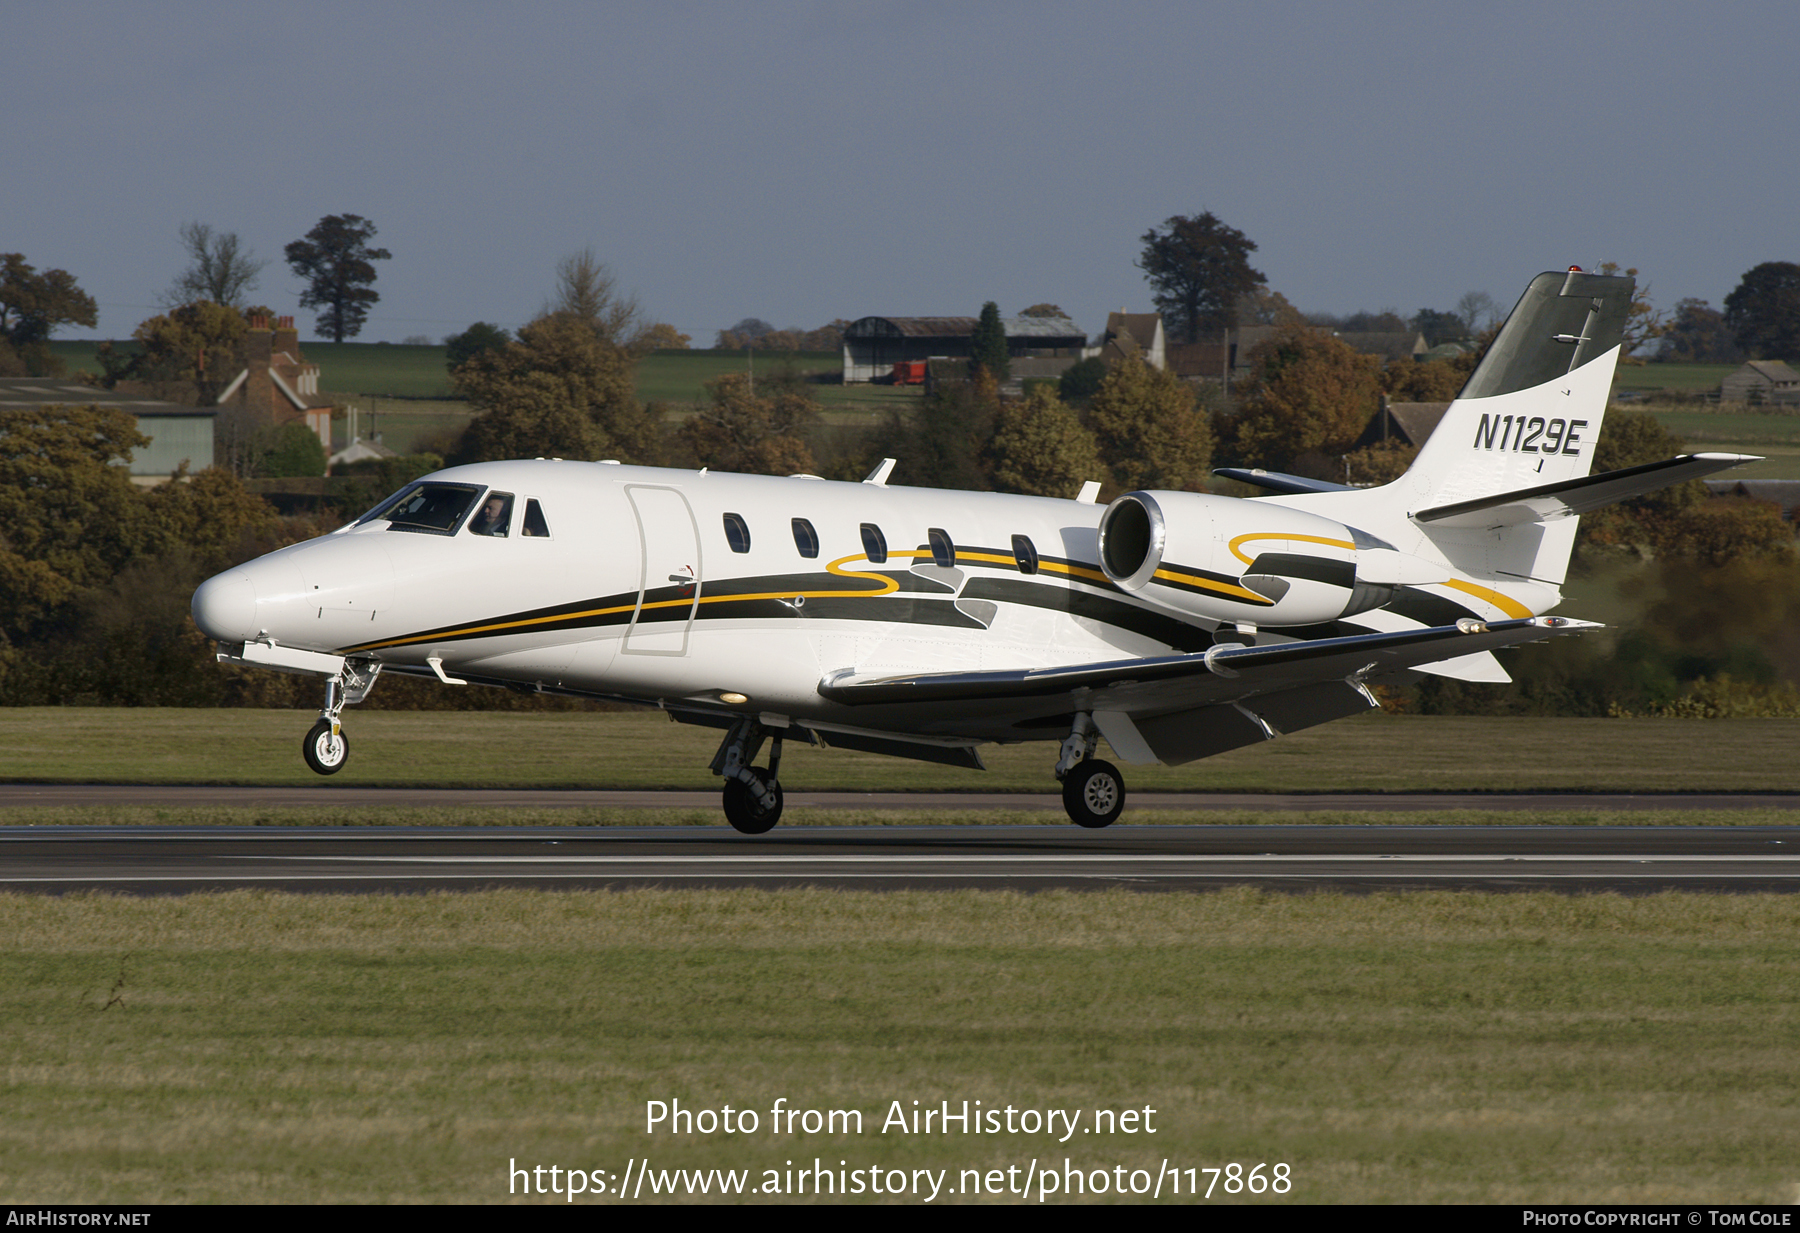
[1096,490,1448,628]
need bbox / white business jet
[192,270,1755,832]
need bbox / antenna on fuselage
[863,458,896,486]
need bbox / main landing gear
[1055,712,1126,828]
[713,717,785,834]
[300,661,381,777]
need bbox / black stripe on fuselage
[335,557,1214,656]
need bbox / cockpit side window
[521,499,550,537]
[369,482,485,535]
[468,491,515,537]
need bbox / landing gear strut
[1055,712,1125,828]
[301,661,380,777]
[713,717,784,834]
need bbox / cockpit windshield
[355,482,485,535]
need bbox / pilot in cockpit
[469,492,513,537]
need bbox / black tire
[1062,759,1125,828]
[302,719,350,776]
[722,771,782,834]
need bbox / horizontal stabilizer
[1212,467,1354,495]
[1413,453,1760,529]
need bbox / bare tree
[161,222,267,308]
[1454,290,1500,336]
[543,248,645,349]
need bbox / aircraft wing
[819,616,1598,765]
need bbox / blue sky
[7,0,1793,345]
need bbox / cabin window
[791,517,819,559]
[468,491,514,537]
[1012,534,1039,575]
[928,528,955,568]
[521,499,550,537]
[366,482,483,535]
[860,523,888,564]
[723,512,751,553]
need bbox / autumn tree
[678,371,818,475]
[450,312,660,464]
[1657,299,1742,364]
[0,405,155,643]
[969,301,1009,382]
[881,379,997,491]
[1723,261,1800,359]
[1019,303,1067,319]
[546,248,645,349]
[1592,262,1665,360]
[1083,356,1213,492]
[444,322,513,371]
[162,222,266,308]
[640,322,691,350]
[260,422,328,478]
[1378,356,1466,402]
[1136,212,1265,343]
[284,214,391,342]
[1576,411,1704,555]
[0,254,97,376]
[1409,308,1468,347]
[985,385,1105,498]
[1058,356,1109,405]
[1218,327,1380,476]
[715,318,776,349]
[98,300,256,405]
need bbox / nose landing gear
[300,661,381,777]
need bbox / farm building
[1088,312,1167,369]
[0,378,216,484]
[216,315,333,455]
[841,315,1085,383]
[1355,399,1452,450]
[1337,331,1429,362]
[1718,360,1800,405]
[1166,325,1280,380]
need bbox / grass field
[3,888,1796,1203]
[1613,363,1740,393]
[3,708,1798,794]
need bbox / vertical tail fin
[1401,269,1635,587]
[1409,269,1634,503]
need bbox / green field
[1613,363,1740,394]
[1645,407,1800,447]
[4,708,1798,794]
[3,888,1796,1203]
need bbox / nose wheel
[302,719,350,775]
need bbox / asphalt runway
[5,784,1800,812]
[2,814,1798,896]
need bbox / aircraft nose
[191,571,259,642]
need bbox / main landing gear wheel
[1062,759,1125,828]
[722,770,783,835]
[302,719,350,776]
